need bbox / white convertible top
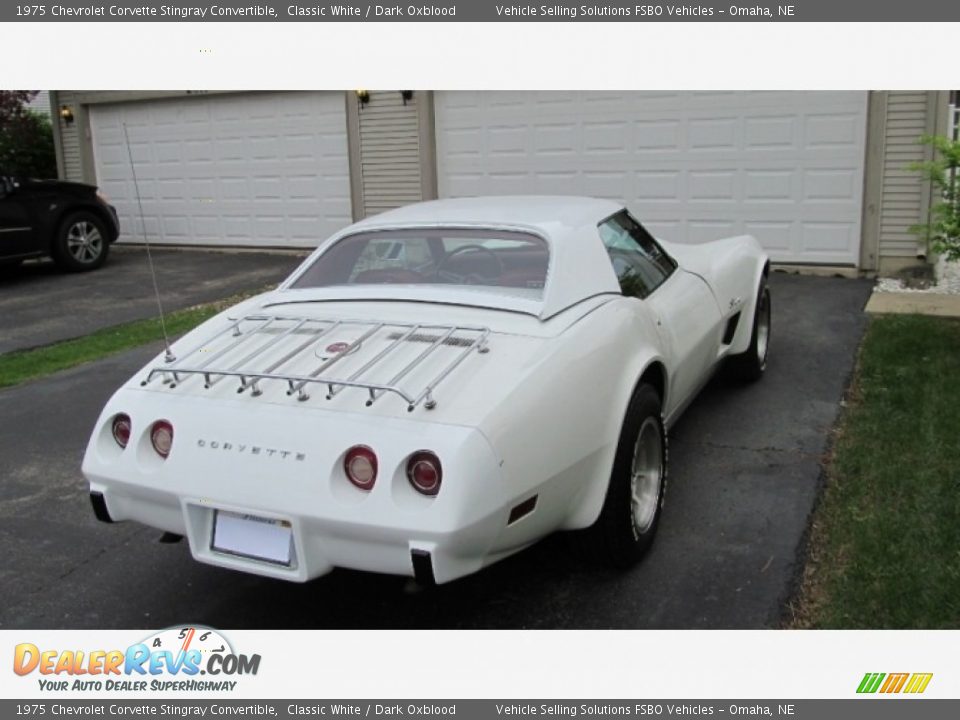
[281,196,625,320]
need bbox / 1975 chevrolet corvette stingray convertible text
[82,196,770,584]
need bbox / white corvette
[82,196,770,584]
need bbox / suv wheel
[53,212,110,272]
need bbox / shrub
[909,134,960,262]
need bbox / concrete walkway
[866,291,960,318]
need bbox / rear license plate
[212,510,293,566]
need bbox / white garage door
[90,92,352,248]
[435,92,868,265]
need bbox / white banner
[2,630,957,700]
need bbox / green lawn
[792,314,960,628]
[0,302,232,389]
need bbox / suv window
[598,211,676,298]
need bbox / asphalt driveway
[0,246,305,354]
[0,272,873,629]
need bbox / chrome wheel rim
[756,290,770,365]
[66,221,103,263]
[630,416,663,536]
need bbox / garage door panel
[800,223,857,255]
[435,90,867,264]
[534,172,580,194]
[805,167,861,195]
[744,222,793,253]
[804,113,862,147]
[634,171,681,200]
[688,171,738,201]
[745,171,794,200]
[584,121,630,153]
[635,121,682,150]
[91,92,351,249]
[744,116,797,149]
[486,172,532,195]
[688,118,739,150]
[688,221,740,244]
[583,171,632,198]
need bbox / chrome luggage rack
[141,314,491,412]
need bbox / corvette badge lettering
[196,439,305,461]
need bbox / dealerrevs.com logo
[857,672,933,695]
[13,627,260,692]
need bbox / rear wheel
[52,211,110,272]
[591,383,667,567]
[729,279,770,382]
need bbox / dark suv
[0,175,120,272]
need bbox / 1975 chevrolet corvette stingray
[83,196,770,584]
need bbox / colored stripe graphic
[904,673,934,694]
[857,673,885,694]
[880,673,909,693]
[857,672,932,694]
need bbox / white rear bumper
[83,390,541,584]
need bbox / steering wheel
[435,244,503,285]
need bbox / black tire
[52,211,110,272]
[591,383,667,567]
[729,279,771,382]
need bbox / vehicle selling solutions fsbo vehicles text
[494,5,793,17]
[494,5,711,18]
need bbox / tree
[0,90,37,126]
[910,134,960,262]
[0,90,58,178]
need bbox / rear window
[291,229,550,296]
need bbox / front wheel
[591,383,667,567]
[52,212,110,272]
[729,280,770,382]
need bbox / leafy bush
[0,90,58,179]
[910,134,960,262]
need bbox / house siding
[876,90,947,271]
[27,90,51,116]
[55,90,85,183]
[355,91,424,217]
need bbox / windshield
[290,228,550,297]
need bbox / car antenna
[122,122,175,363]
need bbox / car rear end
[81,302,569,584]
[85,391,513,584]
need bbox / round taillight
[407,451,442,496]
[111,414,131,448]
[344,445,377,490]
[150,420,174,459]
